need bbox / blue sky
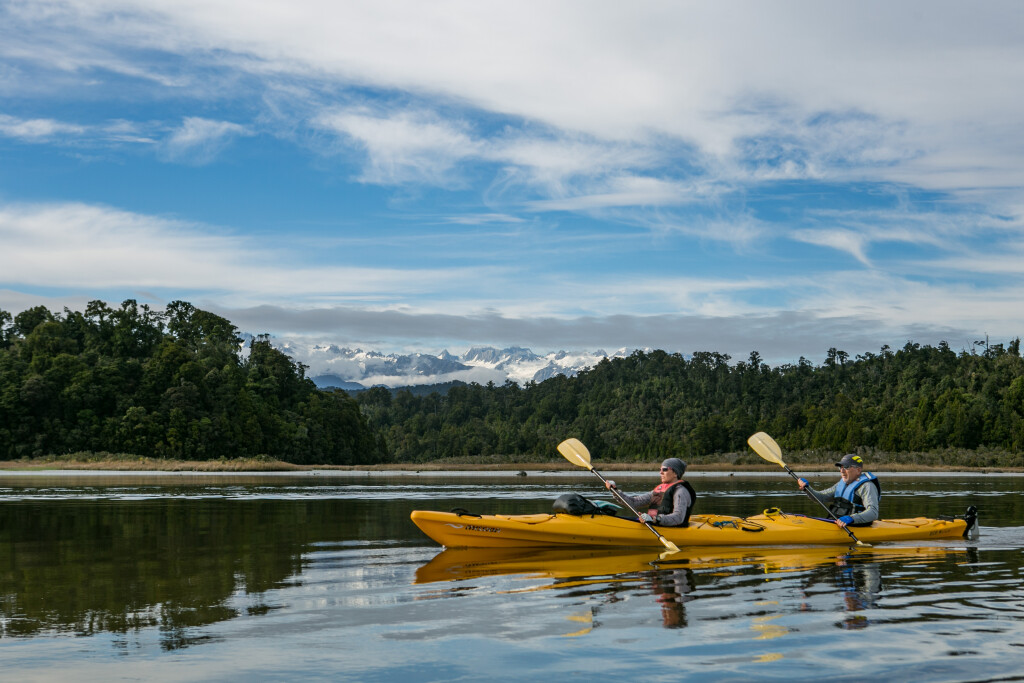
[2,1,1023,370]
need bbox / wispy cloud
[524,176,708,212]
[442,213,526,225]
[925,244,1024,276]
[313,107,479,185]
[0,112,158,146]
[0,196,1017,364]
[0,201,504,304]
[160,117,250,164]
[6,2,1023,202]
[1,2,1023,366]
[791,229,872,266]
[0,113,85,141]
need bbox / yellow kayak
[414,544,968,584]
[410,507,977,549]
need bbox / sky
[2,0,1023,370]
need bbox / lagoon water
[1,471,1022,682]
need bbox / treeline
[355,342,1024,464]
[4,299,1023,467]
[0,300,386,464]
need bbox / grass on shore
[0,448,1021,472]
[0,452,305,472]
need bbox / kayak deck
[410,509,976,549]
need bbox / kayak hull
[410,509,973,549]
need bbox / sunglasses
[660,467,671,472]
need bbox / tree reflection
[0,498,369,649]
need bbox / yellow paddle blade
[660,538,681,554]
[557,438,593,470]
[747,432,786,467]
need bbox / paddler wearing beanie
[605,458,697,527]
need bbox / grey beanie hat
[661,458,686,478]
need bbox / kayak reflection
[416,544,968,633]
[414,544,966,585]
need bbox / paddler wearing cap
[798,454,881,528]
[605,458,697,527]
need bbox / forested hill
[0,300,386,464]
[355,343,1024,465]
[3,300,1022,467]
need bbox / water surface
[1,472,1021,681]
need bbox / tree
[0,301,387,464]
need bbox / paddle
[557,438,681,553]
[746,431,870,547]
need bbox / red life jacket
[648,480,697,526]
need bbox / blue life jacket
[829,472,880,517]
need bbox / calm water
[1,471,1022,682]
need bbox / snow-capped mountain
[276,343,636,389]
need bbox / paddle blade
[747,432,786,467]
[660,538,681,554]
[557,438,593,470]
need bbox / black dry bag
[552,493,616,516]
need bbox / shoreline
[2,455,1021,476]
[1,461,1021,477]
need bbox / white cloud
[0,199,747,320]
[524,176,709,212]
[0,112,159,146]
[0,113,85,140]
[312,105,714,213]
[442,213,525,225]
[7,1,1024,200]
[313,107,479,185]
[787,269,1018,342]
[1,198,1019,364]
[161,116,250,163]
[2,2,1024,365]
[0,202,251,289]
[925,244,1024,276]
[485,134,664,184]
[0,201,504,305]
[791,229,872,266]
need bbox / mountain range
[275,343,638,390]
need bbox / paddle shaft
[784,465,867,546]
[586,466,680,551]
[556,438,679,553]
[747,431,868,546]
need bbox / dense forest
[3,300,1023,467]
[355,342,1024,466]
[0,300,386,464]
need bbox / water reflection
[414,544,967,585]
[1,474,1022,682]
[0,498,395,648]
[833,555,881,629]
[414,543,972,639]
[651,567,694,628]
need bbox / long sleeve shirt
[804,478,880,525]
[619,485,693,527]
